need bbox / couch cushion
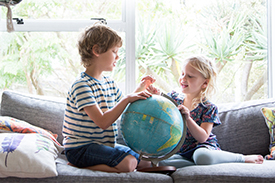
[261,107,275,159]
[0,91,66,145]
[55,154,173,183]
[0,133,63,178]
[171,160,275,183]
[214,98,275,156]
[0,116,60,146]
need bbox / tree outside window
[0,0,267,104]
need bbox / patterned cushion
[0,116,61,146]
[0,133,63,178]
[261,107,275,160]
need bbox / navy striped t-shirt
[62,72,123,150]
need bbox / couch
[0,90,274,182]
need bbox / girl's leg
[159,154,195,168]
[192,148,263,165]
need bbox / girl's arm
[84,91,152,130]
[178,105,213,143]
[146,85,160,95]
[135,75,156,93]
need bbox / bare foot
[67,162,77,167]
[244,155,264,164]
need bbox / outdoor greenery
[0,0,267,103]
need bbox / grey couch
[0,90,275,182]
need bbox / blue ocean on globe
[121,95,184,157]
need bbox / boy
[63,23,154,172]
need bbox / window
[0,0,271,104]
[136,0,268,103]
[0,0,135,96]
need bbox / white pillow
[0,133,64,178]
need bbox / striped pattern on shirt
[62,72,123,150]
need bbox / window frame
[268,0,275,98]
[0,0,136,94]
[1,0,274,97]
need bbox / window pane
[0,31,126,97]
[1,0,122,20]
[136,0,267,103]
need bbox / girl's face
[179,63,208,97]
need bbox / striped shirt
[62,72,123,150]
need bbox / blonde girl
[148,55,263,168]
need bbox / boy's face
[98,45,120,72]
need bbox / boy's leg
[65,143,139,172]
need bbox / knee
[194,153,214,165]
[117,155,138,172]
[193,149,215,165]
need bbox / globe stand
[137,93,187,175]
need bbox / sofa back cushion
[0,91,66,145]
[214,98,275,156]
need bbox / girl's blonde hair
[183,55,217,107]
[78,23,122,68]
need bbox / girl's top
[168,91,221,159]
[63,72,123,150]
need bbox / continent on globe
[121,95,184,158]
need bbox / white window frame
[268,0,275,98]
[0,0,136,94]
[1,0,273,97]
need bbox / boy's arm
[84,91,152,130]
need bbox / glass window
[136,0,267,103]
[0,0,270,104]
[1,0,122,20]
[0,0,127,97]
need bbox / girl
[147,55,263,168]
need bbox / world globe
[121,94,186,168]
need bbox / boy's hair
[183,55,217,106]
[78,23,123,68]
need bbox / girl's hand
[147,85,160,95]
[178,105,191,120]
[178,104,214,143]
[135,75,156,93]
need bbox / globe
[121,94,185,162]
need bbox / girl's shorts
[65,143,139,168]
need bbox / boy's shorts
[65,143,140,168]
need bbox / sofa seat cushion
[55,154,173,183]
[171,161,275,183]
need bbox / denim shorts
[65,143,140,168]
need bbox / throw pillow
[261,107,275,160]
[0,133,63,178]
[0,116,60,146]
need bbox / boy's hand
[127,91,152,103]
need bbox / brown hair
[78,23,122,68]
